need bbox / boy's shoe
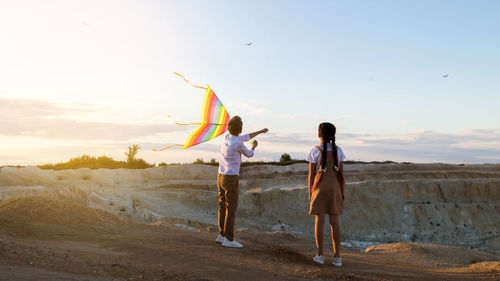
[333,256,342,267]
[222,238,243,248]
[312,254,325,265]
[215,234,225,243]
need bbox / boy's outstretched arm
[248,128,268,139]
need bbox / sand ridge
[0,196,132,238]
[365,242,499,268]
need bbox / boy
[216,116,268,248]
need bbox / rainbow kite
[154,73,230,151]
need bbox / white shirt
[306,143,346,170]
[218,134,254,175]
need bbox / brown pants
[217,173,239,241]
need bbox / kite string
[153,144,183,151]
[174,72,207,90]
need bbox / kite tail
[168,115,225,126]
[168,115,200,126]
[174,72,207,90]
[153,144,184,151]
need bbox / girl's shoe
[312,255,325,265]
[333,256,342,267]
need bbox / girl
[306,122,346,266]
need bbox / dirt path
[0,196,498,281]
[1,224,499,281]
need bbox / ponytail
[332,136,339,173]
[321,138,327,170]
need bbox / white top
[218,134,254,175]
[306,143,346,170]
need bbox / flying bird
[244,42,252,46]
[441,74,449,78]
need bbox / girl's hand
[261,128,269,134]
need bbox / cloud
[0,98,94,118]
[146,129,500,164]
[1,99,499,164]
[259,132,315,146]
[279,114,353,122]
[279,113,322,120]
[0,98,187,140]
[137,141,222,154]
[3,129,499,165]
[226,100,268,115]
[280,114,298,120]
[340,129,500,163]
[250,130,500,164]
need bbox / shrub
[280,153,292,163]
[192,158,205,164]
[38,145,154,170]
[38,155,122,170]
[125,144,140,163]
[126,158,153,169]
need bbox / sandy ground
[1,197,499,281]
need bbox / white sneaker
[313,254,325,265]
[333,256,342,267]
[222,237,243,248]
[215,234,225,243]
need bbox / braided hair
[318,122,339,173]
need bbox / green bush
[38,145,154,170]
[38,154,154,170]
[280,153,292,162]
[126,158,153,169]
[192,158,205,164]
[38,155,117,170]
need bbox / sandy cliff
[1,163,499,255]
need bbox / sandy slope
[0,196,499,281]
[0,163,499,280]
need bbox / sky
[0,0,499,165]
